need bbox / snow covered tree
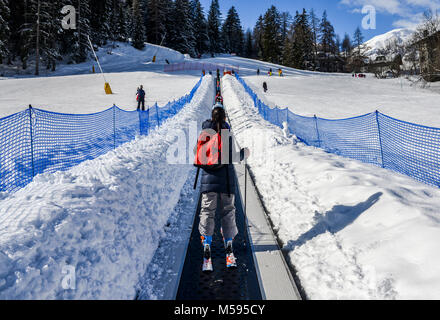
[207,0,222,55]
[0,0,10,64]
[145,0,168,45]
[169,0,196,56]
[111,0,129,42]
[89,0,112,46]
[131,0,146,49]
[221,6,244,55]
[74,0,92,62]
[19,0,63,74]
[191,0,209,56]
[261,5,283,63]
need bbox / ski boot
[224,238,237,269]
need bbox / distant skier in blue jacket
[137,85,146,111]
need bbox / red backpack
[194,130,224,171]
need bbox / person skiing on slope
[196,106,249,272]
[263,82,268,93]
[137,85,146,111]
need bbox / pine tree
[319,10,336,55]
[284,9,313,69]
[131,0,146,49]
[342,33,351,57]
[207,0,222,55]
[353,26,364,56]
[74,0,92,62]
[0,0,10,64]
[170,0,196,56]
[191,0,209,55]
[253,15,264,59]
[20,0,62,74]
[221,6,244,55]
[111,0,129,42]
[262,5,282,63]
[309,8,319,68]
[335,34,341,55]
[90,0,113,46]
[280,11,292,60]
[145,0,167,45]
[244,29,254,58]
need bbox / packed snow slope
[0,75,213,300]
[0,42,195,118]
[0,42,184,78]
[203,55,440,128]
[223,74,440,300]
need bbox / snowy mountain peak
[363,28,414,59]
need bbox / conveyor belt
[176,174,262,301]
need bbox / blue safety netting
[0,77,203,193]
[235,73,440,188]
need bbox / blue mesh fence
[0,77,203,193]
[235,73,440,188]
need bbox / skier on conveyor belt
[194,106,250,272]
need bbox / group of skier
[136,71,249,273]
[257,68,283,77]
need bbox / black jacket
[199,120,243,195]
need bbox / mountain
[363,28,414,59]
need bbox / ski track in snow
[0,75,214,300]
[222,74,440,300]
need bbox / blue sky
[199,0,440,41]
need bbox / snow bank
[0,75,213,300]
[222,74,440,300]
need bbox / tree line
[0,0,369,75]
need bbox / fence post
[314,115,321,148]
[113,105,116,149]
[375,110,385,168]
[28,105,35,178]
[155,103,160,128]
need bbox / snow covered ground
[203,55,440,128]
[223,74,440,300]
[242,73,440,128]
[0,75,213,299]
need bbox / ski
[202,244,213,273]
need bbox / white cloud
[340,0,440,28]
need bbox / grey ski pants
[199,192,239,240]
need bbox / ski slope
[203,55,440,128]
[1,45,440,300]
[223,74,440,300]
[0,42,193,118]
